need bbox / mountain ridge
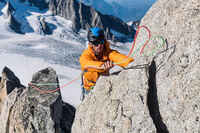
[49,0,136,42]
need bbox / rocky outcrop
[72,61,156,133]
[1,1,22,34]
[128,20,141,30]
[0,67,75,133]
[8,13,23,34]
[1,1,15,18]
[49,0,135,42]
[72,0,200,133]
[136,0,200,132]
[37,16,52,35]
[0,67,23,95]
[0,67,23,113]
[40,16,51,34]
[0,67,25,133]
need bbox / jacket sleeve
[80,52,106,72]
[108,50,134,68]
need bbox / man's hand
[101,61,114,70]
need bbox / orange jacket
[80,41,134,90]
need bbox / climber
[79,27,134,101]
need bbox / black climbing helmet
[87,27,105,45]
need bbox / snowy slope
[0,0,134,106]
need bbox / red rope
[28,76,80,94]
[127,25,151,57]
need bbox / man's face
[90,40,105,56]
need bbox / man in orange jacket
[80,27,134,100]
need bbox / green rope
[31,83,58,86]
[141,35,165,57]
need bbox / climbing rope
[114,25,151,65]
[28,76,80,94]
[141,35,165,57]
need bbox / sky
[79,0,156,21]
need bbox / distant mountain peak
[1,1,15,18]
[49,0,136,42]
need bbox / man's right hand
[101,61,114,70]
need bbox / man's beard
[93,46,104,59]
[95,50,103,59]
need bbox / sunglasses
[91,39,105,46]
